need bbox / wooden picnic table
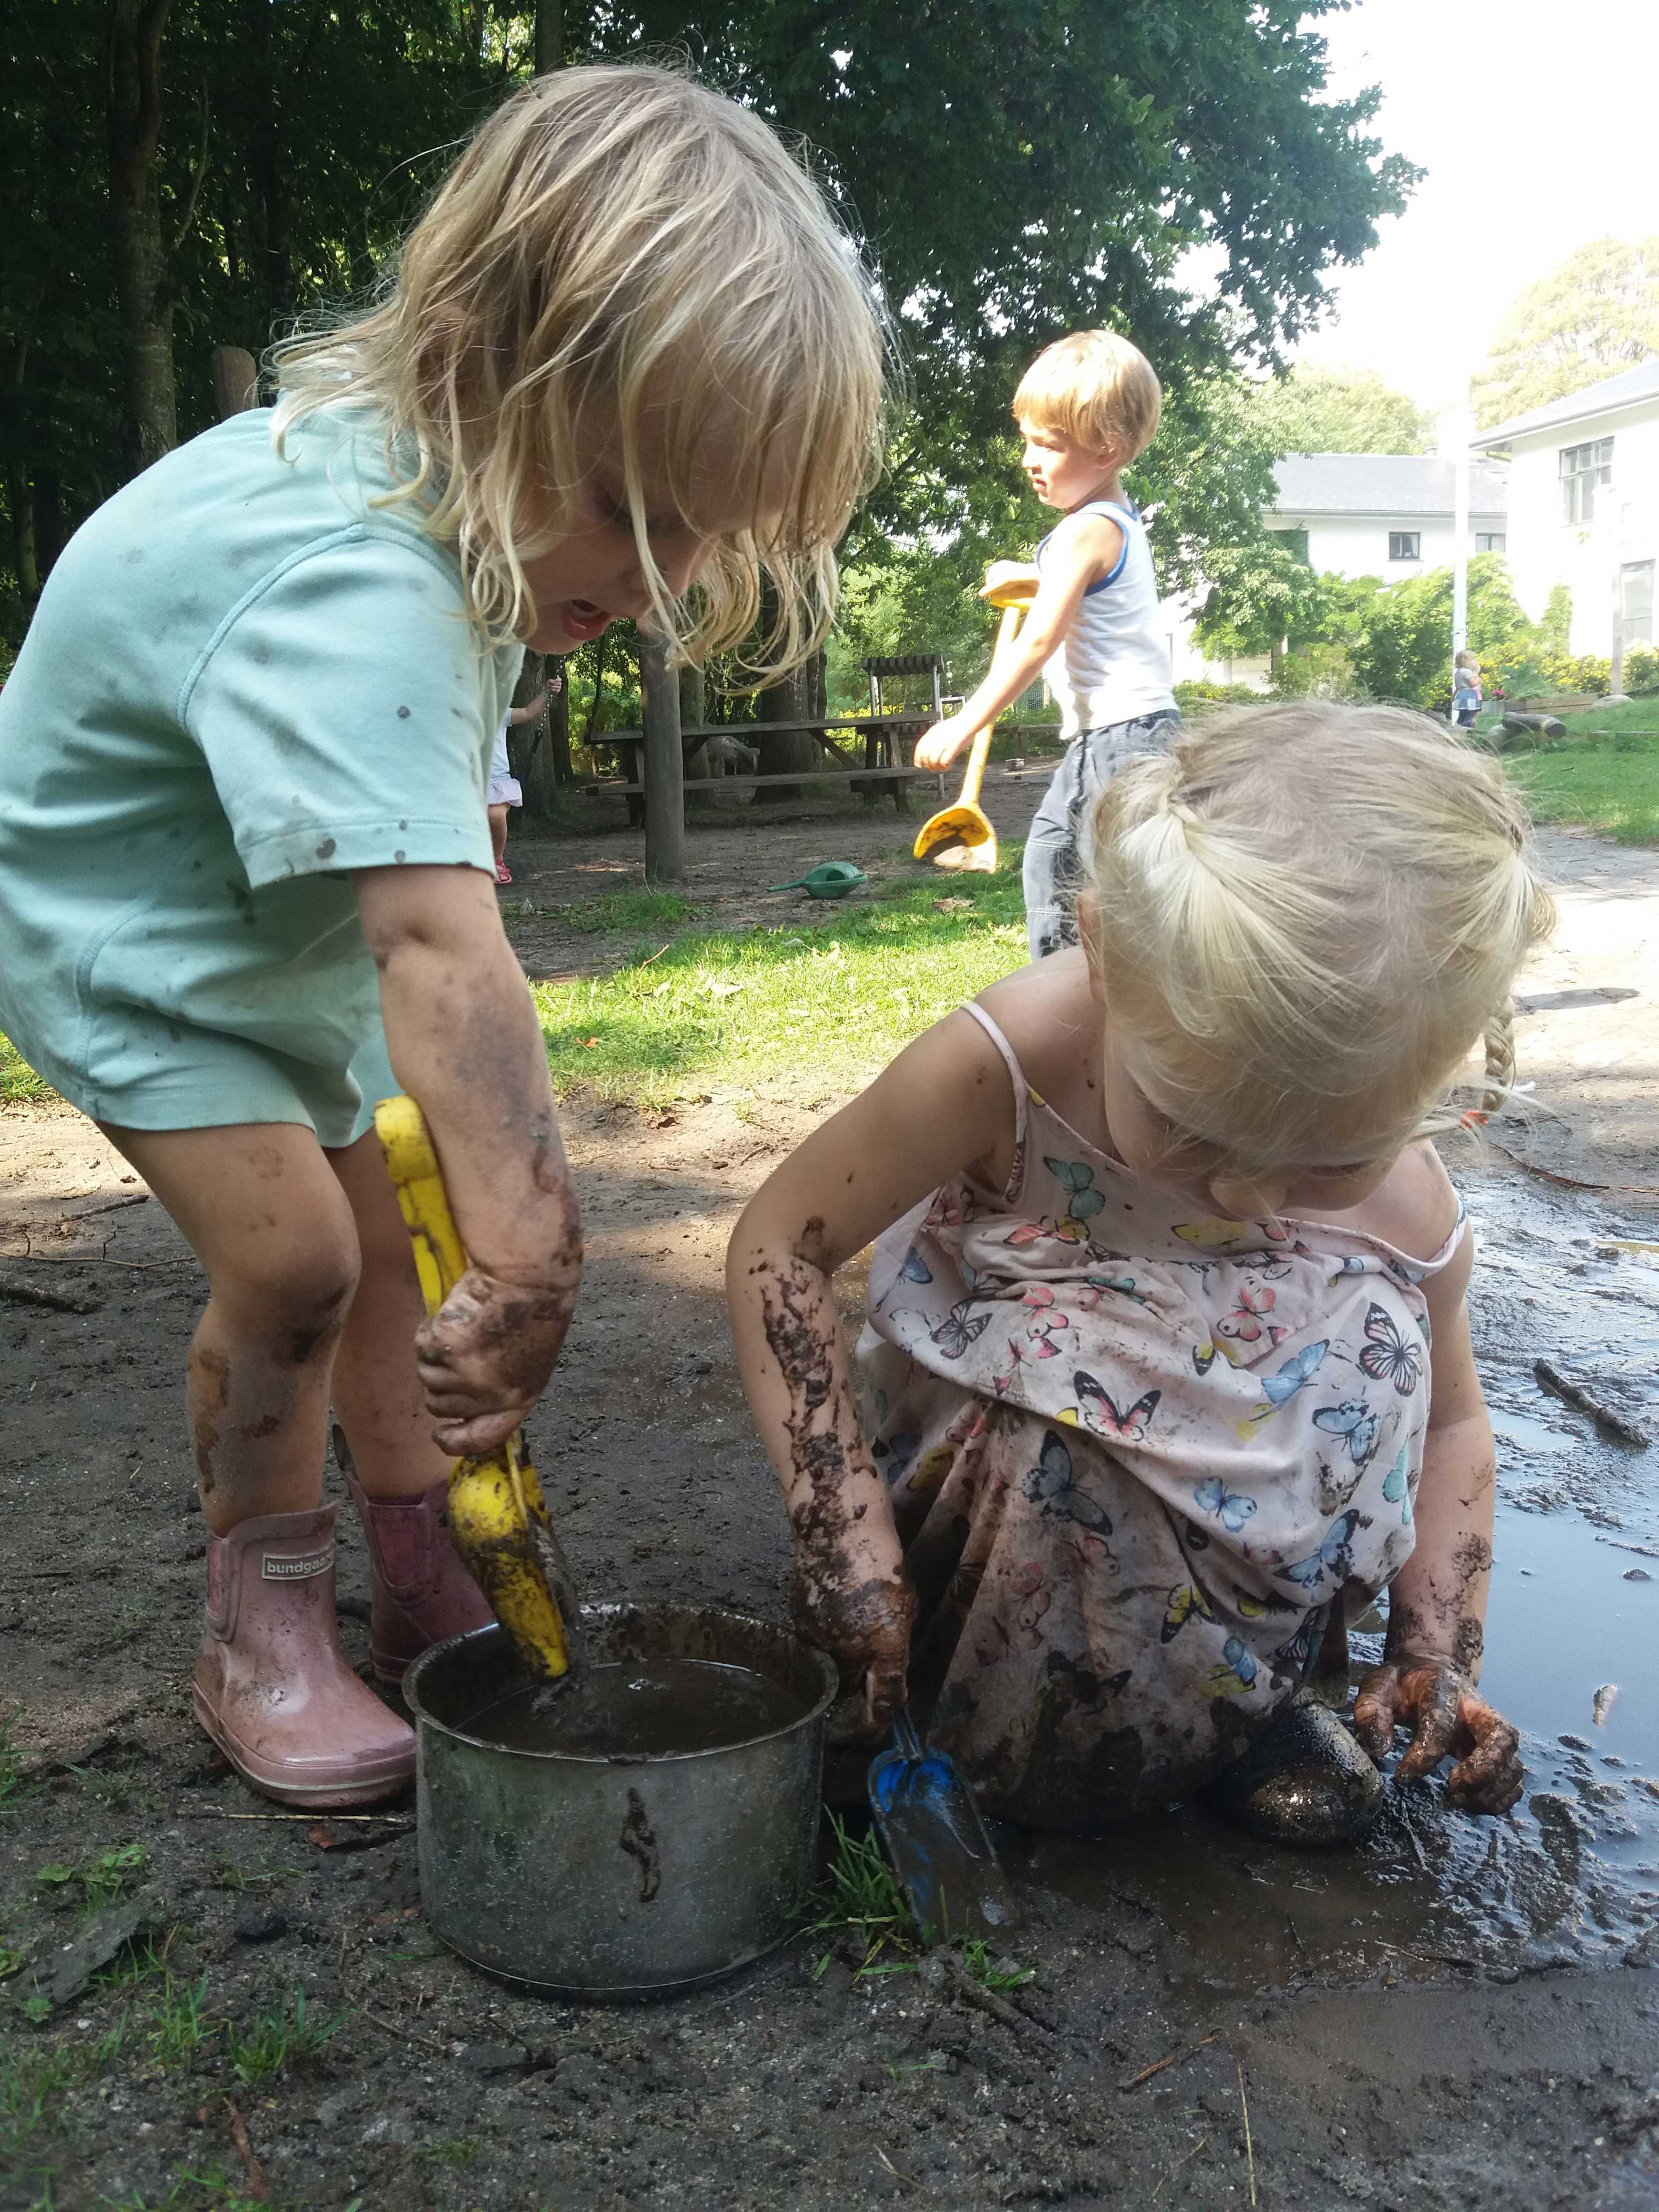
[584,713,943,815]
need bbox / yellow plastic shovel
[374,1094,580,1685]
[912,564,1039,873]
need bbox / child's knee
[216,1231,361,1363]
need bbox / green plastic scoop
[768,861,866,900]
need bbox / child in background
[730,705,1548,1839]
[1452,651,1483,730]
[916,330,1179,959]
[0,65,884,1807]
[489,697,541,885]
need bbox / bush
[1623,644,1659,696]
[1174,679,1261,711]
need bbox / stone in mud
[1203,1690,1382,1847]
[45,1893,160,2006]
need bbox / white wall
[1498,399,1659,656]
[1264,510,1506,582]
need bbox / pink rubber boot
[334,1428,494,1685]
[192,1504,414,1809]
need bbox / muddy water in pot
[407,1603,838,2000]
[465,1658,807,1759]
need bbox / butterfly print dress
[855,1003,1467,1831]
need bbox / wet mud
[464,1657,806,1759]
[3,812,1659,2209]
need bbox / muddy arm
[725,1010,1014,1724]
[1352,1232,1521,1813]
[355,863,582,1456]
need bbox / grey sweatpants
[1022,710,1180,959]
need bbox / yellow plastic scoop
[912,565,1038,873]
[374,1094,579,1685]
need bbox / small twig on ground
[359,2007,449,2055]
[224,2097,271,2201]
[65,1194,151,1221]
[942,1954,1051,2044]
[877,2148,921,2189]
[1405,1822,1431,1877]
[176,1808,412,1826]
[1535,1358,1650,1447]
[1237,2060,1257,2207]
[0,1275,101,1314]
[1119,2033,1217,2091]
[1486,1138,1659,1199]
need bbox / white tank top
[1036,498,1176,737]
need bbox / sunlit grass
[0,854,1030,1119]
[1508,701,1659,846]
[534,855,1027,1109]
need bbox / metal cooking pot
[405,1602,837,2000]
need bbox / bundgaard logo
[262,1545,334,1581]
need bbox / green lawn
[533,858,1028,1110]
[1506,696,1659,847]
[0,861,1029,1112]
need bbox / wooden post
[211,346,259,421]
[640,626,686,884]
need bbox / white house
[1165,452,1509,686]
[1470,360,1659,662]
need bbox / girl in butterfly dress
[729,703,1552,1836]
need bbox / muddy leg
[98,1123,360,1535]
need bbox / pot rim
[403,1602,839,1767]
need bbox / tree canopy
[1473,236,1659,432]
[3,0,1415,657]
[1249,364,1435,456]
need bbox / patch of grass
[805,1814,917,1978]
[100,2168,278,2212]
[1507,698,1659,845]
[95,1931,178,1994]
[0,1939,32,1983]
[224,1986,343,2088]
[0,1032,54,1104]
[145,1971,215,2073]
[958,1936,1036,1992]
[205,1858,298,1895]
[537,887,698,935]
[0,2039,77,2173]
[422,2136,481,2167]
[35,1844,148,1919]
[535,857,1027,1110]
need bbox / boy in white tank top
[916,330,1179,958]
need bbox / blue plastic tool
[867,1708,1018,1944]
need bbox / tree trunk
[548,664,573,785]
[107,0,177,479]
[245,0,292,326]
[6,465,40,613]
[640,629,686,884]
[753,667,818,802]
[535,0,563,72]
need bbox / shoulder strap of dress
[1416,1192,1470,1275]
[960,1001,1030,1203]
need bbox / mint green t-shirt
[0,408,521,1142]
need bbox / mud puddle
[1012,1170,1659,1996]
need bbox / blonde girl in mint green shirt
[0,64,886,1809]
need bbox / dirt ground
[4,775,1659,2211]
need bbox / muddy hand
[415,1264,577,1456]
[1353,1657,1524,1815]
[793,1558,916,1740]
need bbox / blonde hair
[1083,703,1554,1180]
[271,64,889,669]
[1013,330,1162,462]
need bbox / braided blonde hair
[1083,704,1554,1177]
[271,64,890,668]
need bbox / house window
[1475,532,1506,554]
[1271,527,1310,565]
[1623,562,1655,649]
[1560,438,1613,525]
[1388,532,1421,562]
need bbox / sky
[1290,0,1659,416]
